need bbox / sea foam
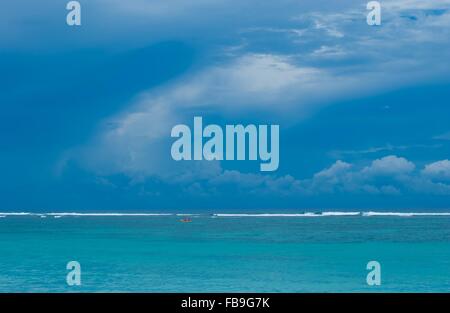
[362,211,450,217]
[0,211,449,218]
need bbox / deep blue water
[0,213,449,292]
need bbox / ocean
[0,211,449,292]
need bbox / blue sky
[1,0,450,210]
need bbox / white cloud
[70,53,326,179]
[313,160,352,179]
[63,0,450,189]
[202,156,450,196]
[303,156,450,196]
[433,131,450,140]
[422,160,450,180]
[70,52,361,180]
[172,53,329,112]
[209,170,305,195]
[362,155,415,177]
[311,45,347,58]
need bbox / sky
[1,0,450,211]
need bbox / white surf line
[214,213,324,217]
[214,212,361,217]
[214,212,450,217]
[321,212,361,216]
[176,214,201,216]
[362,211,450,217]
[0,212,175,217]
[1,211,450,218]
[45,213,174,217]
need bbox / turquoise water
[0,213,449,292]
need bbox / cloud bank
[57,1,450,199]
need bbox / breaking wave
[0,211,449,218]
